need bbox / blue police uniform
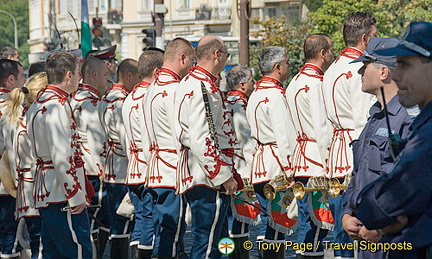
[357,101,432,258]
[344,95,414,258]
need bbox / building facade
[28,0,307,62]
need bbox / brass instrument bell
[327,178,348,198]
[263,174,293,200]
[237,178,256,199]
[292,176,328,200]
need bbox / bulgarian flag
[81,0,92,57]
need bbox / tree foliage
[309,0,432,53]
[250,16,312,83]
[0,0,29,68]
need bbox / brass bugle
[237,178,256,199]
[263,174,293,200]
[293,181,326,200]
[327,178,348,198]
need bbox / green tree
[250,16,312,83]
[308,0,432,53]
[0,0,29,69]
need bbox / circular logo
[218,237,235,255]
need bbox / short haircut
[258,46,287,75]
[28,62,46,77]
[343,12,376,47]
[0,59,22,86]
[304,33,331,61]
[164,37,195,62]
[137,50,163,78]
[81,57,105,81]
[0,46,18,60]
[196,37,224,60]
[118,58,139,79]
[226,66,253,91]
[45,51,80,84]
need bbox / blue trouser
[296,193,328,256]
[0,195,22,257]
[152,188,186,258]
[128,185,144,244]
[328,192,355,258]
[254,182,286,241]
[39,203,92,259]
[105,183,133,237]
[139,189,158,252]
[24,216,42,259]
[88,176,110,232]
[185,186,230,259]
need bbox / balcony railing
[195,7,231,20]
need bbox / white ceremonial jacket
[26,85,88,208]
[285,64,331,178]
[99,84,130,184]
[70,84,105,177]
[225,90,256,179]
[144,68,182,189]
[174,66,237,194]
[15,117,39,218]
[246,76,293,184]
[0,88,17,196]
[122,81,150,185]
[322,47,376,178]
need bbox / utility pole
[154,0,167,49]
[0,10,18,48]
[239,0,250,66]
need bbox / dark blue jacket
[344,95,413,216]
[357,101,432,249]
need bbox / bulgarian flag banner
[81,0,92,57]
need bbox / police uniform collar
[370,95,402,118]
[410,101,432,133]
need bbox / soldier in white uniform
[0,59,26,258]
[245,46,292,258]
[70,57,109,259]
[3,72,47,259]
[99,58,141,258]
[144,38,195,258]
[321,12,377,258]
[174,35,240,259]
[286,34,334,258]
[224,66,256,258]
[122,49,163,259]
[26,51,92,259]
[87,45,118,85]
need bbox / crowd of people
[0,11,431,259]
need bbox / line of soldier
[1,12,432,259]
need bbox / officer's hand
[342,214,363,240]
[380,215,408,236]
[223,177,238,195]
[359,226,382,243]
[71,203,87,214]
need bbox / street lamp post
[0,9,18,48]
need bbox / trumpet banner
[231,190,261,225]
[267,189,297,235]
[308,190,334,230]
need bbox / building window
[265,7,276,18]
[181,0,190,9]
[282,2,301,24]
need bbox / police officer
[357,21,432,259]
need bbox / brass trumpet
[292,176,328,200]
[237,178,256,199]
[263,174,293,200]
[327,178,348,198]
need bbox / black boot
[110,237,129,259]
[229,236,250,259]
[262,242,285,259]
[131,244,140,259]
[138,248,153,259]
[97,229,109,259]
